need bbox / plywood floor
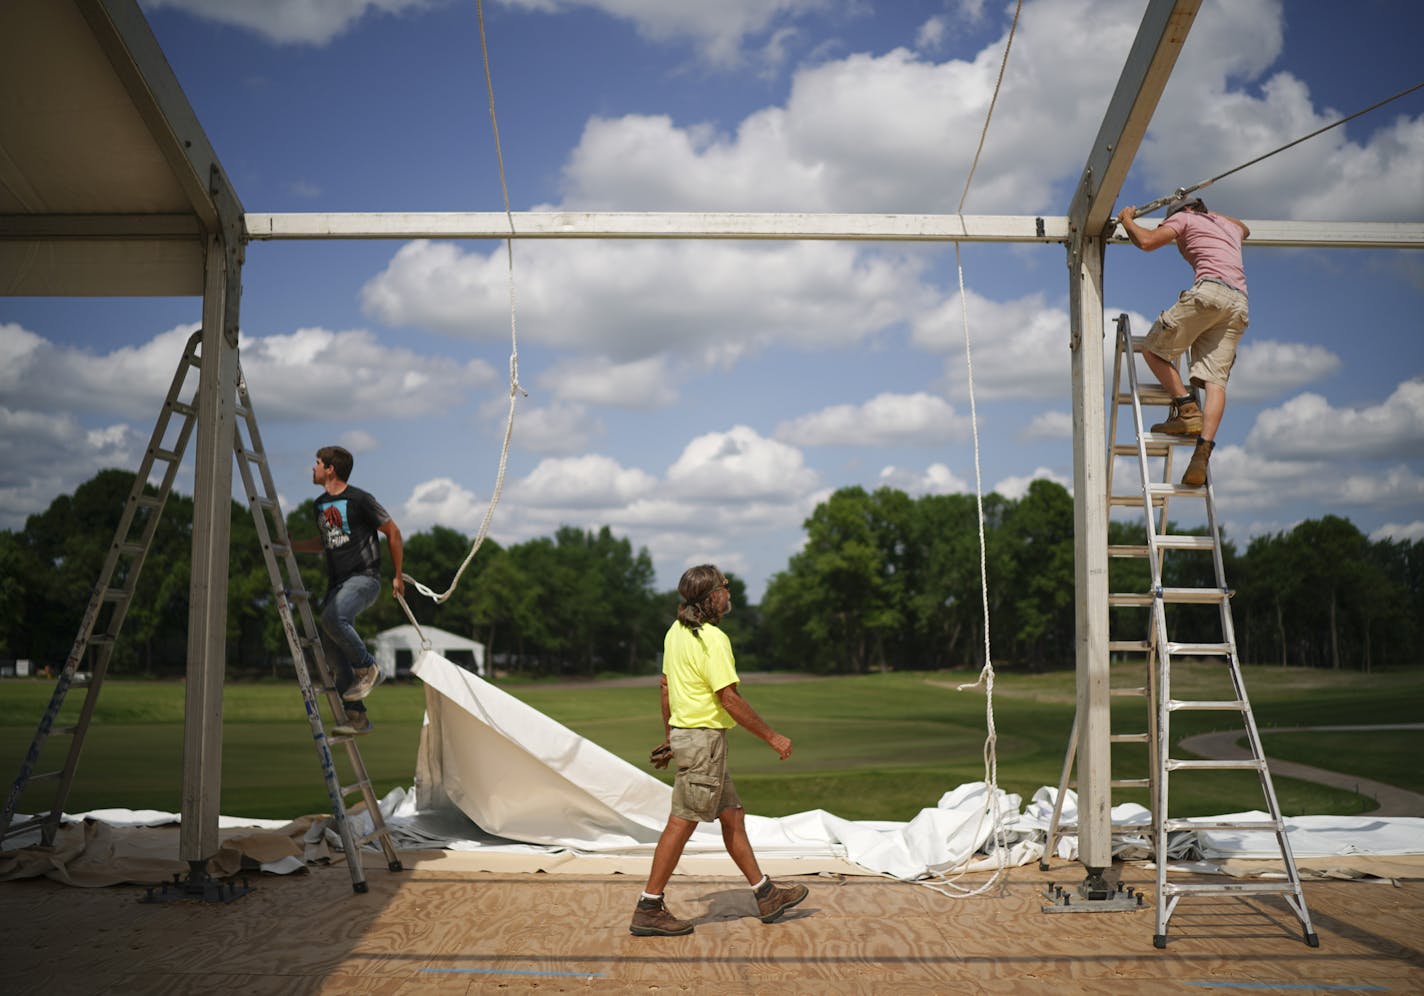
[5,853,1422,994]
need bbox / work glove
[649,741,673,769]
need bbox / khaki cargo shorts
[1143,279,1249,389]
[669,727,742,822]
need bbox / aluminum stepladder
[1,329,401,893]
[1105,313,1316,947]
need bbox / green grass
[1,664,1419,822]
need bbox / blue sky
[2,0,1422,601]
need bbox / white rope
[918,0,1022,900]
[396,0,527,641]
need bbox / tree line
[1,471,1418,677]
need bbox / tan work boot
[754,880,809,923]
[1151,398,1202,436]
[629,895,694,936]
[1183,438,1214,486]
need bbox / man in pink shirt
[1117,197,1251,486]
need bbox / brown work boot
[754,879,809,923]
[1151,397,1202,436]
[629,895,694,936]
[1182,438,1215,487]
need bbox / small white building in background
[371,625,484,679]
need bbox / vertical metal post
[1069,234,1112,874]
[179,230,242,865]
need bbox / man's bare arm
[716,684,792,760]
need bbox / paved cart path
[1178,724,1424,817]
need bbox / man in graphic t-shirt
[1118,197,1250,487]
[291,445,404,736]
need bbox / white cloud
[239,327,497,420]
[666,425,819,502]
[1022,410,1072,440]
[1229,340,1341,402]
[140,0,434,45]
[0,407,146,530]
[915,16,948,52]
[912,290,1073,401]
[776,392,969,446]
[993,466,1070,500]
[402,477,490,533]
[1244,379,1424,460]
[539,356,679,409]
[1372,521,1424,543]
[514,454,659,509]
[507,401,602,455]
[362,239,924,363]
[878,462,969,495]
[0,322,496,425]
[498,0,833,67]
[1212,446,1424,513]
[339,429,380,453]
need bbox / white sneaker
[343,664,384,701]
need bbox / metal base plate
[1041,879,1149,914]
[141,872,254,905]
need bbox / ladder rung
[1159,587,1232,603]
[1166,758,1264,772]
[354,827,387,849]
[1155,535,1216,551]
[170,400,196,416]
[1110,778,1151,789]
[1109,495,1167,509]
[1,815,48,839]
[1162,882,1298,897]
[101,589,126,602]
[251,497,277,511]
[240,449,268,467]
[1108,545,1150,558]
[1116,388,1174,405]
[134,494,163,509]
[287,588,311,601]
[1112,442,1171,458]
[1109,733,1149,743]
[88,635,115,646]
[1165,642,1232,656]
[268,543,291,557]
[30,769,63,782]
[1110,686,1148,697]
[1147,482,1205,498]
[1108,640,1150,652]
[117,543,146,556]
[1140,431,1198,447]
[1109,592,1154,607]
[1167,698,1245,712]
[1163,819,1282,833]
[152,447,181,464]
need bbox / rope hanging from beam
[396,0,526,642]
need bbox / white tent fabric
[408,651,1034,878]
[373,625,483,679]
[402,652,1424,879]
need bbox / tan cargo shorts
[669,727,742,822]
[1143,279,1249,389]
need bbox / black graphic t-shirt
[313,486,390,588]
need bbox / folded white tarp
[408,650,1033,878]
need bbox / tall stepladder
[1,329,401,894]
[1108,313,1317,948]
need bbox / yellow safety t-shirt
[663,620,739,729]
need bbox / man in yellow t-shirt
[629,564,809,937]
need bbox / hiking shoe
[1182,438,1214,487]
[754,880,809,923]
[1151,398,1202,436]
[629,896,694,936]
[332,713,373,737]
[343,664,384,702]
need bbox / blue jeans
[319,573,381,714]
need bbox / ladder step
[1111,589,1227,606]
[1,814,48,840]
[1109,733,1149,743]
[170,400,196,416]
[1108,545,1150,558]
[1166,758,1264,772]
[1140,431,1198,447]
[101,589,126,602]
[1163,819,1282,833]
[152,447,181,464]
[268,543,291,557]
[117,543,146,556]
[1109,640,1150,652]
[1156,535,1216,550]
[1110,778,1151,789]
[1162,882,1299,897]
[1165,642,1232,656]
[1167,698,1245,712]
[134,494,163,509]
[1115,388,1174,405]
[30,769,63,783]
[1112,442,1171,457]
[1147,482,1206,498]
[1110,685,1148,697]
[1109,495,1168,509]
